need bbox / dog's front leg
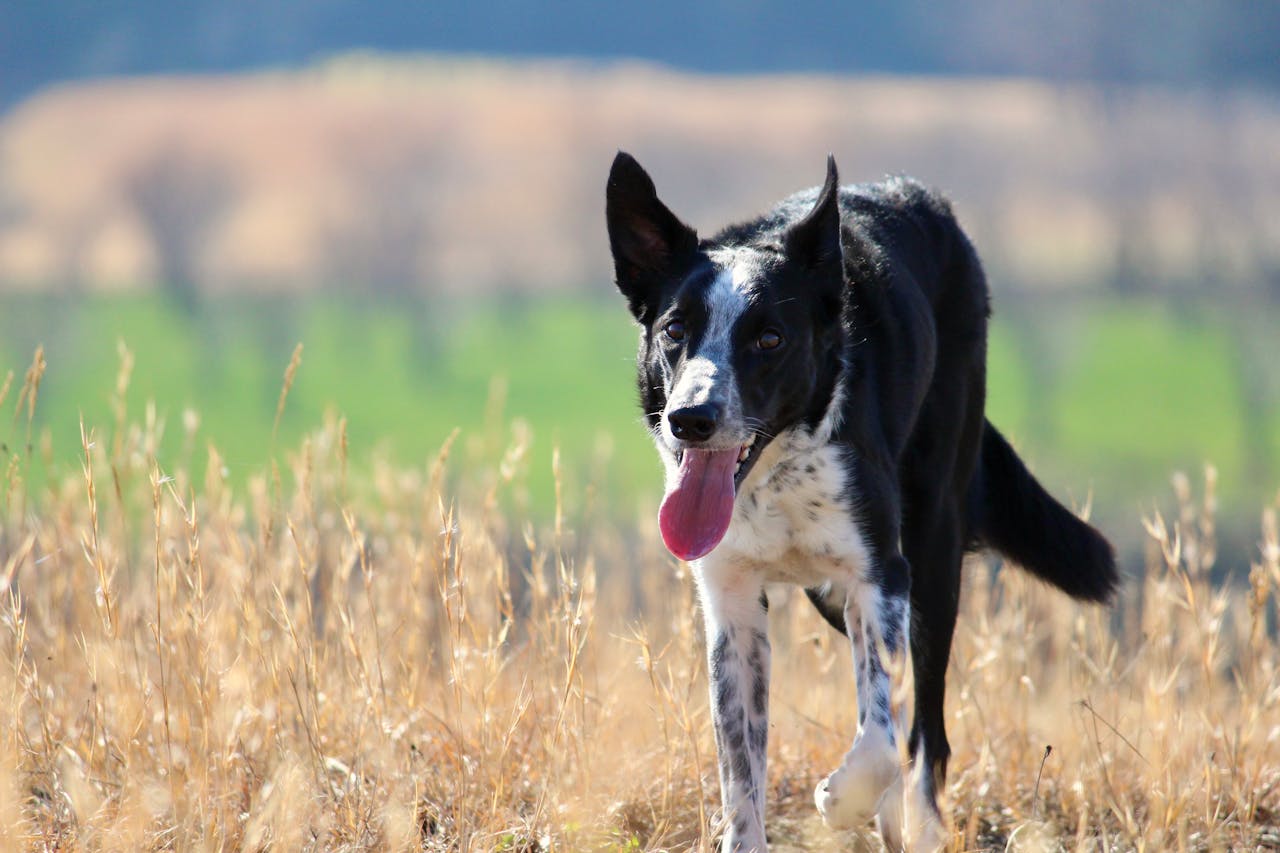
[815,563,909,843]
[695,558,770,853]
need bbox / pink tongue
[659,448,739,561]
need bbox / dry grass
[1,350,1278,852]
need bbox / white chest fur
[715,431,871,586]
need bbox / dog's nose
[668,404,720,443]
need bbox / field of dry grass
[2,348,1279,851]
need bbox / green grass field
[2,292,1277,531]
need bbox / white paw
[901,762,947,853]
[719,807,769,853]
[875,772,904,851]
[814,729,901,831]
[912,821,947,853]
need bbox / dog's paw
[875,772,905,851]
[715,805,769,853]
[814,729,901,831]
[900,760,947,853]
[907,816,948,853]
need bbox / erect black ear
[606,151,698,319]
[784,155,842,269]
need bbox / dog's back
[837,178,1117,600]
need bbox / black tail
[970,422,1118,602]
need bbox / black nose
[668,404,720,442]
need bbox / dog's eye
[757,329,784,351]
[664,320,686,342]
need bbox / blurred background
[1,2,1278,569]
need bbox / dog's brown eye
[665,320,686,342]
[757,329,783,350]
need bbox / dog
[605,152,1117,852]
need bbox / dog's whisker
[742,418,776,438]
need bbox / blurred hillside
[2,56,1279,298]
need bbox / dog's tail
[970,421,1118,602]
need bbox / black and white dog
[606,152,1117,852]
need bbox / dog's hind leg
[695,558,771,852]
[814,562,909,838]
[898,512,964,853]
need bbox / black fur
[970,423,1118,601]
[606,151,1118,843]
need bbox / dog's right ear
[606,152,698,321]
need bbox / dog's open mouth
[673,434,763,485]
[661,434,767,561]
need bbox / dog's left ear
[785,155,842,271]
[606,151,698,321]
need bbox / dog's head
[606,152,847,560]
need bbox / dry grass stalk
[0,371,14,412]
[274,343,305,444]
[0,358,1276,850]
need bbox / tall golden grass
[1,347,1277,851]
